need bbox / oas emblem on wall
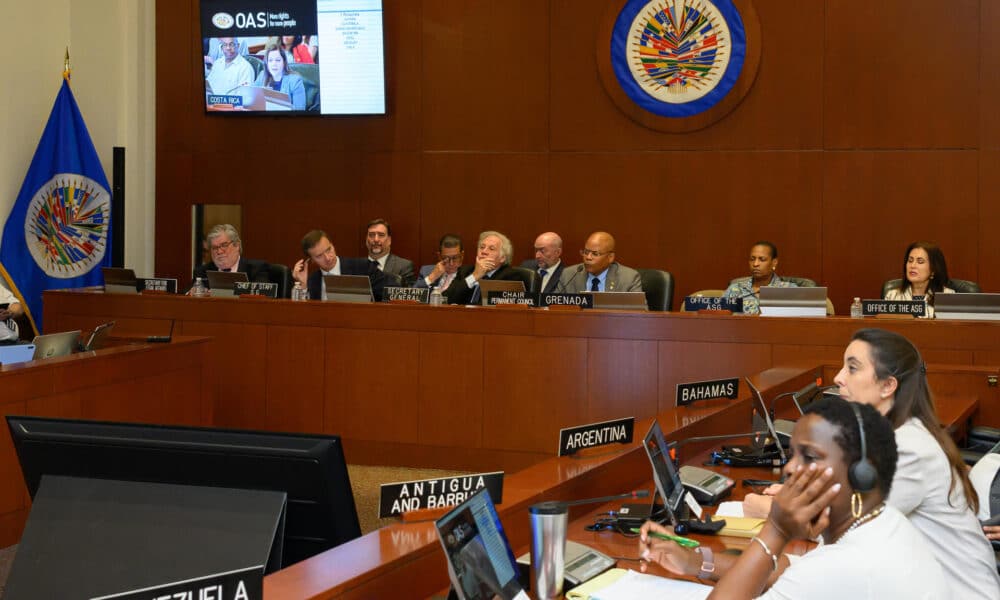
[598,0,760,132]
[25,173,110,278]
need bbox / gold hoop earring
[851,491,863,518]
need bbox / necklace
[835,502,885,544]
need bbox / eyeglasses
[580,248,611,258]
[210,241,235,253]
[220,42,239,49]
[438,252,464,264]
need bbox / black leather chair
[637,269,674,311]
[729,275,817,288]
[882,278,981,298]
[508,266,541,294]
[288,63,320,111]
[244,55,265,81]
[268,263,292,299]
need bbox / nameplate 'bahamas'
[676,377,739,407]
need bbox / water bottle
[291,282,309,301]
[850,297,863,318]
[190,277,208,298]
[429,286,444,306]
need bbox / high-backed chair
[728,276,817,288]
[882,278,981,298]
[268,263,292,299]
[636,269,674,311]
[288,63,320,111]
[244,55,265,81]
[508,266,540,295]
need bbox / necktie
[370,260,380,271]
[471,283,481,305]
[222,268,231,272]
[591,277,600,292]
[539,269,547,279]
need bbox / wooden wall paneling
[656,340,771,413]
[982,2,1000,148]
[324,329,420,443]
[360,152,423,266]
[155,152,195,284]
[420,0,550,151]
[586,339,658,422]
[420,153,550,266]
[417,332,483,448]
[482,336,587,453]
[182,322,267,429]
[772,343,842,366]
[823,0,979,149]
[25,393,84,421]
[265,326,326,433]
[822,151,980,312]
[978,150,1000,292]
[551,0,824,151]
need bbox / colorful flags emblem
[0,78,112,335]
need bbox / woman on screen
[640,396,947,598]
[282,35,315,64]
[255,45,305,111]
[882,241,954,318]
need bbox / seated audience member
[641,397,946,599]
[365,219,416,287]
[723,241,797,315]
[204,37,248,69]
[744,329,1000,598]
[0,283,24,344]
[556,232,642,293]
[205,37,255,94]
[521,232,564,294]
[443,231,533,305]
[192,224,270,286]
[254,44,305,110]
[415,234,464,291]
[293,229,390,301]
[282,35,314,64]
[883,241,954,318]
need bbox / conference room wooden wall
[156,1,996,311]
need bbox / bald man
[521,232,564,294]
[556,231,642,293]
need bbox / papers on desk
[714,501,745,517]
[567,568,710,600]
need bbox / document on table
[583,569,711,600]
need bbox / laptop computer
[322,275,374,303]
[0,344,36,366]
[478,280,525,306]
[32,330,81,360]
[435,487,528,600]
[102,267,139,294]
[934,293,1000,321]
[206,271,250,297]
[588,291,648,311]
[758,286,827,317]
[745,377,787,464]
[643,420,688,527]
[80,321,116,352]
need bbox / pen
[629,527,700,548]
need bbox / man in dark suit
[293,229,391,301]
[366,218,416,287]
[556,231,642,293]
[192,224,270,287]
[414,234,464,290]
[520,231,564,294]
[443,230,533,305]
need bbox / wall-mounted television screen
[200,0,386,115]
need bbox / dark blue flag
[0,79,112,334]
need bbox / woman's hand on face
[767,463,840,541]
[638,520,700,577]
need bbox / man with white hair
[192,223,271,287]
[443,231,533,305]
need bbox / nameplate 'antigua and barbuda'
[597,0,761,132]
[487,290,537,306]
[558,417,635,456]
[539,293,594,308]
[233,281,278,298]
[683,296,742,312]
[378,472,504,518]
[676,377,739,407]
[861,299,925,317]
[384,286,429,303]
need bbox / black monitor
[6,416,361,570]
[643,420,686,525]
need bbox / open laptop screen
[435,487,526,600]
[643,420,686,524]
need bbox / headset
[848,403,878,492]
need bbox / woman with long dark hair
[883,241,954,318]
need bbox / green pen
[630,527,700,548]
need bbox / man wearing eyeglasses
[192,224,271,287]
[205,37,255,95]
[415,234,464,290]
[556,231,642,293]
[443,231,533,305]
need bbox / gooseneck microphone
[531,489,649,512]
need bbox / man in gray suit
[521,231,564,294]
[414,234,464,290]
[366,218,416,287]
[556,231,643,293]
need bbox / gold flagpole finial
[63,47,71,81]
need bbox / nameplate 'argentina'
[233,281,278,298]
[98,565,261,600]
[558,417,635,456]
[676,377,739,407]
[862,299,925,317]
[378,472,504,518]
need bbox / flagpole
[63,47,71,82]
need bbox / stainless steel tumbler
[529,501,568,600]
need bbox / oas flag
[0,78,112,335]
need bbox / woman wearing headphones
[640,397,946,598]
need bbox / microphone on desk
[146,319,175,343]
[768,379,839,418]
[531,489,650,512]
